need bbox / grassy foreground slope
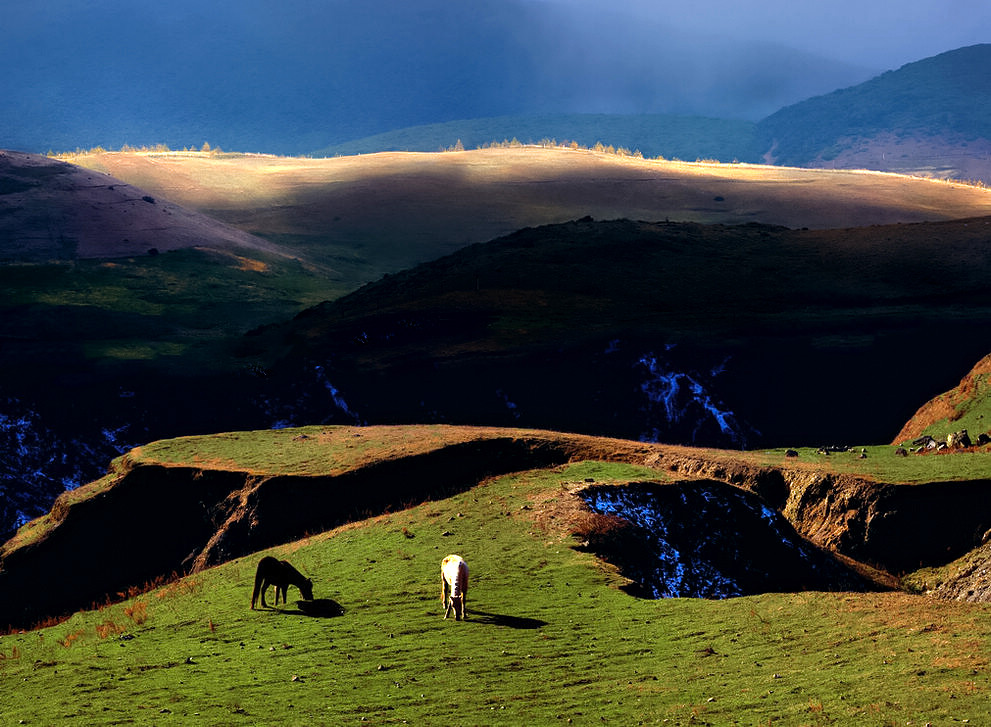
[0,457,989,725]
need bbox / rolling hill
[308,45,991,186]
[246,214,991,449]
[3,146,991,540]
[0,150,283,261]
[66,147,991,281]
[758,44,991,182]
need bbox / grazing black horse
[250,556,314,609]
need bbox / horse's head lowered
[300,578,314,601]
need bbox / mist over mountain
[2,0,876,155]
[321,44,991,185]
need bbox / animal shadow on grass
[468,610,547,629]
[275,598,345,618]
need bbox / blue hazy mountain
[758,43,991,166]
[1,0,875,155]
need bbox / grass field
[64,148,991,274]
[0,247,336,376]
[749,446,991,485]
[3,431,991,725]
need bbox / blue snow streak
[637,353,747,446]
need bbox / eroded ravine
[1,427,988,629]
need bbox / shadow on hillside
[469,610,547,629]
[275,598,345,618]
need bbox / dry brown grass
[65,148,991,260]
[0,150,285,261]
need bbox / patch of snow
[636,352,750,447]
[581,481,847,599]
[495,389,521,420]
[313,365,364,425]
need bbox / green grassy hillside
[893,354,991,446]
[0,248,336,374]
[2,449,991,725]
[5,147,991,539]
[251,216,991,447]
[758,44,991,174]
[0,243,336,534]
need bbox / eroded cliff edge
[1,426,988,629]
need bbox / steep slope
[0,150,283,261]
[893,353,991,444]
[759,44,991,183]
[249,216,991,448]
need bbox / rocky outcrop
[905,540,991,602]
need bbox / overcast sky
[2,0,988,153]
[533,0,991,71]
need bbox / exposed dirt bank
[665,454,991,573]
[1,427,988,629]
[0,431,648,629]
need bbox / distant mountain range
[319,45,991,184]
[1,0,873,156]
[4,0,988,182]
